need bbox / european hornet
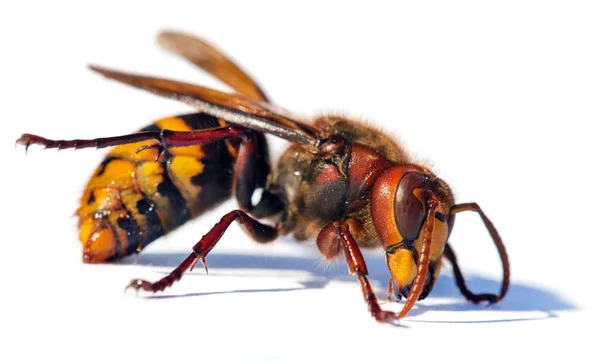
[16,31,510,322]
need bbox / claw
[135,143,165,162]
[15,134,33,153]
[200,257,208,275]
[190,255,208,274]
[380,295,398,305]
[468,293,499,305]
[484,296,499,307]
[16,133,55,153]
[125,279,153,293]
[376,310,397,322]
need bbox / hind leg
[126,210,280,292]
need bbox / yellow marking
[168,156,204,209]
[431,218,449,261]
[79,216,96,246]
[135,161,177,230]
[156,117,205,158]
[79,209,129,260]
[78,189,93,214]
[109,140,160,163]
[413,214,449,263]
[218,118,239,158]
[85,159,137,190]
[136,161,164,198]
[87,228,116,263]
[80,216,117,263]
[76,188,121,218]
[387,249,418,288]
[156,116,192,131]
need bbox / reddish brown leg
[397,198,438,317]
[16,126,246,153]
[448,202,510,303]
[16,126,279,215]
[127,210,278,293]
[443,243,499,303]
[383,278,394,303]
[317,221,396,322]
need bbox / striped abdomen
[76,113,238,263]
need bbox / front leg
[443,242,501,304]
[382,278,395,304]
[127,210,279,293]
[317,221,396,322]
[446,202,510,304]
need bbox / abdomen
[77,113,237,263]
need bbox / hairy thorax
[265,115,410,247]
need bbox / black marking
[117,215,142,256]
[87,191,96,205]
[140,123,162,133]
[180,114,237,215]
[95,156,120,177]
[435,212,449,222]
[136,199,153,215]
[143,204,166,248]
[300,159,349,222]
[252,189,285,219]
[385,242,403,254]
[133,197,166,250]
[253,132,271,188]
[179,113,221,130]
[135,197,166,248]
[418,263,438,300]
[190,160,234,214]
[399,285,411,300]
[167,113,238,216]
[132,181,167,250]
[410,247,419,266]
[158,160,192,228]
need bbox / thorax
[265,116,410,247]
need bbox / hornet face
[371,165,455,301]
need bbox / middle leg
[317,221,396,322]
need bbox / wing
[89,65,320,146]
[157,30,269,102]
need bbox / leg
[17,125,284,219]
[127,210,279,292]
[317,199,439,322]
[317,221,396,322]
[448,202,510,303]
[17,125,283,215]
[16,126,246,153]
[444,243,502,303]
[383,278,394,304]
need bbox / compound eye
[395,172,428,241]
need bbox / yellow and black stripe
[77,113,238,263]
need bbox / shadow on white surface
[117,250,574,325]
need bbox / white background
[2,1,599,362]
